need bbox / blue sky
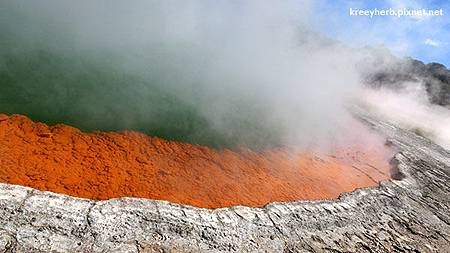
[312,0,450,67]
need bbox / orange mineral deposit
[0,114,394,208]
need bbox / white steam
[362,83,450,150]
[5,0,366,147]
[3,0,449,150]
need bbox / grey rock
[0,111,449,252]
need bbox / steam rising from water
[1,0,448,150]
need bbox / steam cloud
[363,84,450,150]
[1,0,448,150]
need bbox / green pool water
[0,2,285,149]
[0,44,287,149]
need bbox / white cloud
[424,38,442,47]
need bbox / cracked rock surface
[0,111,449,252]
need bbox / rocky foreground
[0,111,449,252]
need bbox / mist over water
[1,1,447,150]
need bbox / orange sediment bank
[0,114,394,208]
